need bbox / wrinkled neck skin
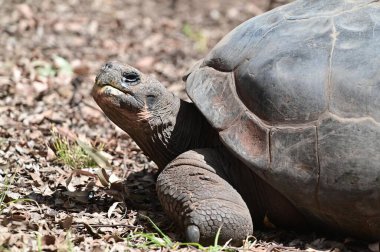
[112,95,220,170]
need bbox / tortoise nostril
[104,62,113,70]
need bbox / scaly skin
[92,61,253,244]
[92,61,305,245]
[157,149,253,245]
[92,61,219,169]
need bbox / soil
[0,0,376,251]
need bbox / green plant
[0,246,10,252]
[34,232,43,252]
[32,55,73,78]
[126,215,234,251]
[33,60,56,77]
[182,23,208,52]
[51,130,99,169]
[0,172,16,214]
[65,231,74,252]
[53,55,73,76]
[125,215,177,249]
[0,169,41,216]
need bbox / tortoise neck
[134,98,220,170]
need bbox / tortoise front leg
[156,149,253,245]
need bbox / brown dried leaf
[65,172,74,190]
[73,64,90,76]
[107,202,121,219]
[104,234,124,243]
[73,168,97,178]
[59,216,73,230]
[29,172,44,187]
[46,145,56,161]
[96,168,110,187]
[42,234,56,246]
[42,186,55,196]
[82,222,102,239]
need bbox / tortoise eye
[122,72,140,83]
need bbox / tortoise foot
[185,225,200,243]
[156,149,253,245]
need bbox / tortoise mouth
[92,84,143,112]
[99,84,132,96]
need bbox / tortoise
[92,0,380,245]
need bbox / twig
[72,223,138,229]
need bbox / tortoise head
[92,61,218,169]
[92,61,177,131]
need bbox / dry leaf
[59,216,73,230]
[42,234,56,246]
[108,173,122,184]
[104,234,124,243]
[82,222,102,239]
[46,145,56,161]
[1,0,368,251]
[73,64,90,76]
[65,172,74,191]
[29,172,43,187]
[96,168,110,187]
[73,168,97,178]
[107,202,121,218]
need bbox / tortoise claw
[185,225,200,243]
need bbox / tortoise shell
[186,0,380,239]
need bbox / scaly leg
[156,149,253,245]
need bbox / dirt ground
[0,0,377,251]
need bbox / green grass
[126,215,238,251]
[182,23,208,52]
[0,172,16,214]
[34,232,43,252]
[65,231,74,252]
[0,247,10,252]
[51,130,102,170]
[0,169,41,217]
[33,55,73,78]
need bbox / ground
[0,0,377,251]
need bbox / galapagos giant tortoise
[92,0,380,244]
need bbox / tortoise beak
[95,62,119,87]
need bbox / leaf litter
[0,0,376,251]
